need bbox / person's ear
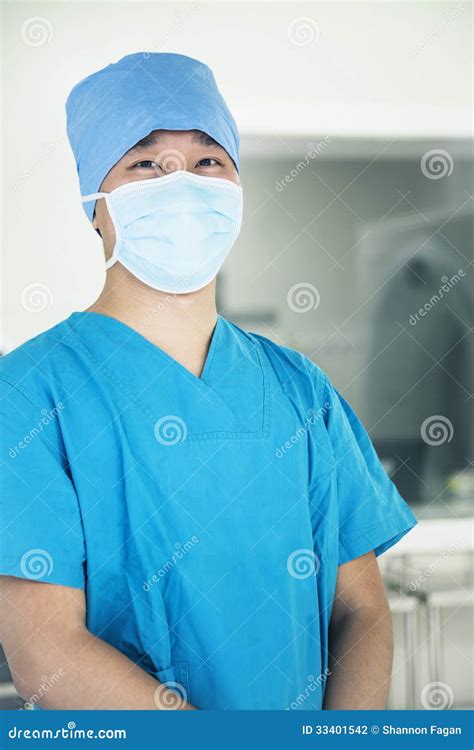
[92,214,102,238]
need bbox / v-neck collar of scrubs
[65,311,269,441]
[74,310,223,387]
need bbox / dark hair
[129,129,222,153]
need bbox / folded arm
[0,576,196,710]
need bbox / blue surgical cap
[66,52,240,221]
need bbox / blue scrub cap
[66,52,240,221]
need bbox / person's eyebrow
[191,131,222,149]
[126,132,162,154]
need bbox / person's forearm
[10,625,196,710]
[323,605,393,709]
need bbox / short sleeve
[319,374,417,565]
[0,378,86,589]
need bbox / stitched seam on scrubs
[0,552,84,572]
[186,339,270,440]
[198,314,222,382]
[0,375,50,413]
[62,325,158,424]
[339,509,416,544]
[0,555,86,590]
[316,370,330,412]
[0,375,89,565]
[0,374,80,476]
[65,320,271,441]
[338,513,417,563]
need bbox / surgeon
[0,52,416,711]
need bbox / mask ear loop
[81,192,121,269]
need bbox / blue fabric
[0,313,416,710]
[66,52,240,221]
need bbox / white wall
[1,1,471,351]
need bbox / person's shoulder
[0,317,77,408]
[225,318,328,393]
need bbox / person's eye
[133,160,160,170]
[196,158,220,168]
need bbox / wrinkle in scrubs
[0,312,416,709]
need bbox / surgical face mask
[82,170,243,294]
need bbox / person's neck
[85,264,219,378]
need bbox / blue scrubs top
[0,313,416,710]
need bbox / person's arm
[0,576,196,710]
[323,551,393,709]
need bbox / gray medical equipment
[358,210,473,504]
